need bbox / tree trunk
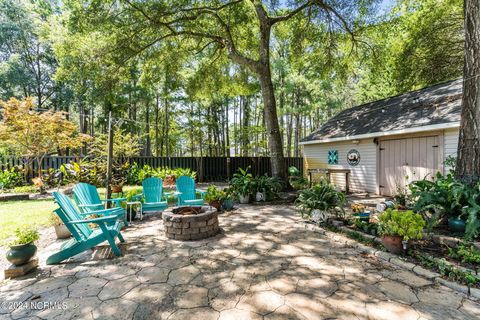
[155,94,160,156]
[225,98,231,157]
[457,0,480,181]
[144,101,151,156]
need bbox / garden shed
[301,79,463,196]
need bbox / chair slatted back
[176,176,196,201]
[142,177,164,203]
[73,183,103,212]
[53,192,92,240]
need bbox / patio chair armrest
[102,197,127,202]
[197,190,207,197]
[78,203,102,208]
[132,194,143,201]
[84,208,123,216]
[68,215,117,225]
[173,191,182,196]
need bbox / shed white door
[379,135,442,196]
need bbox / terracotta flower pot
[381,235,404,255]
[209,200,222,210]
[111,185,123,193]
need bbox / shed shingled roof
[301,79,463,142]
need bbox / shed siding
[443,128,459,173]
[303,139,377,193]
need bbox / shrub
[288,166,308,190]
[60,160,106,186]
[12,185,38,193]
[295,180,346,218]
[377,209,425,241]
[252,174,284,200]
[0,166,24,189]
[204,185,226,202]
[9,227,39,246]
[132,164,196,184]
[409,172,466,230]
[409,172,480,239]
[448,243,480,265]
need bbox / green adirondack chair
[73,183,128,226]
[141,177,168,212]
[46,192,125,265]
[176,175,205,206]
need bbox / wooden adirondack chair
[73,183,128,226]
[46,192,125,265]
[141,177,168,212]
[176,176,205,206]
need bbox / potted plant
[230,167,253,204]
[122,188,143,221]
[205,185,226,210]
[252,175,268,202]
[222,187,235,211]
[6,227,39,266]
[49,213,71,239]
[378,209,425,255]
[111,177,124,194]
[288,166,308,190]
[295,180,346,221]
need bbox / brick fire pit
[162,206,219,240]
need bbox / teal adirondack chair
[141,177,168,212]
[73,183,128,226]
[176,175,205,206]
[46,192,125,265]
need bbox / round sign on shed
[347,149,360,166]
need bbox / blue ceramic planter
[7,242,37,266]
[448,217,466,233]
[222,199,234,211]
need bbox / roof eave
[299,122,461,145]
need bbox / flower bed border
[300,220,480,301]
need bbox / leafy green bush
[9,227,39,246]
[295,180,346,218]
[132,164,196,184]
[448,243,480,265]
[409,172,466,229]
[409,172,480,239]
[377,209,425,241]
[12,185,38,193]
[252,174,284,200]
[204,185,226,202]
[60,160,106,186]
[0,166,24,189]
[288,166,308,190]
[230,167,253,196]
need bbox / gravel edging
[300,221,480,301]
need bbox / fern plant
[295,180,346,218]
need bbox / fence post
[226,157,231,181]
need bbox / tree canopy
[0,0,465,167]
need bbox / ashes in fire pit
[162,206,219,241]
[171,206,202,215]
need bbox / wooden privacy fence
[0,156,303,182]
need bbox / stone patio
[1,205,479,319]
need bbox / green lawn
[0,199,57,246]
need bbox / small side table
[126,201,143,223]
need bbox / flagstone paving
[1,205,480,319]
